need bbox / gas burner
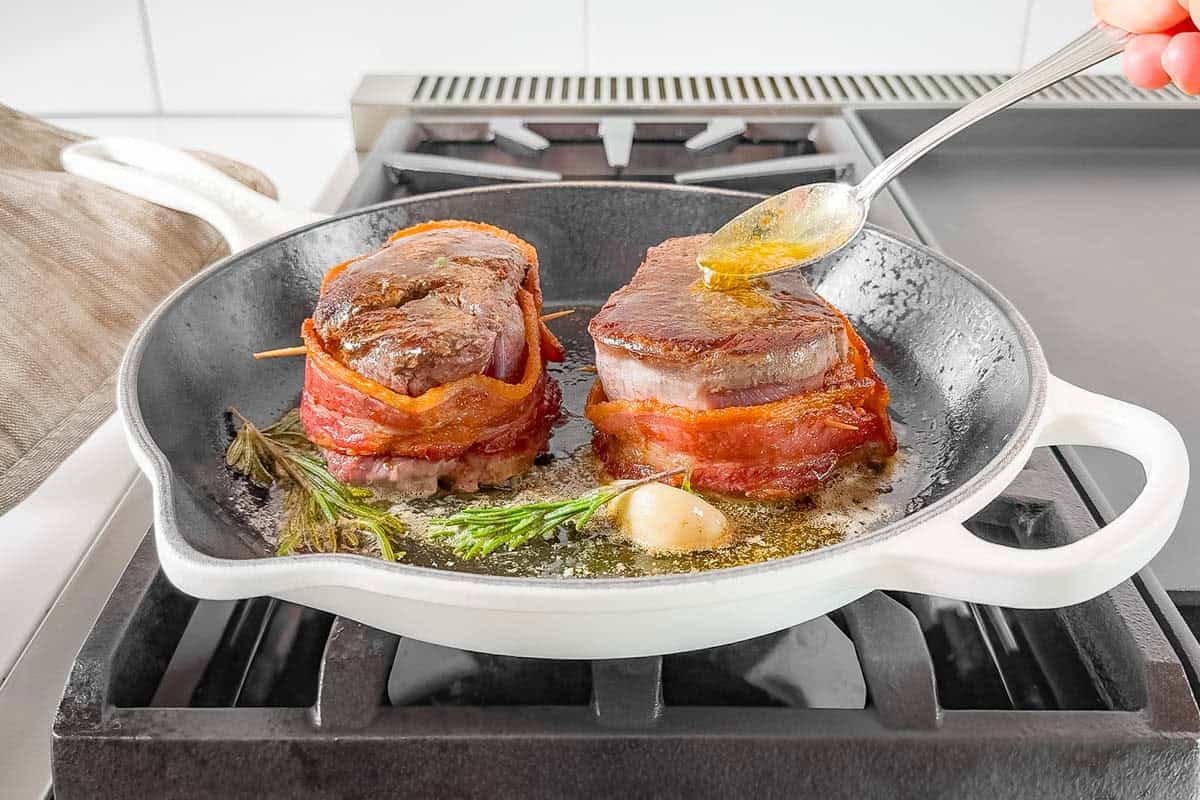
[374,119,853,197]
[343,114,911,234]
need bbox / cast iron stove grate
[51,448,1200,799]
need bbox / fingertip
[1163,31,1200,92]
[1123,33,1174,88]
[1096,0,1190,32]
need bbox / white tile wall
[587,0,1030,74]
[0,0,157,114]
[1023,0,1121,72]
[9,0,1144,117]
[144,0,588,114]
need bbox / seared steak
[588,234,848,410]
[313,227,529,396]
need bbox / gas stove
[49,73,1200,799]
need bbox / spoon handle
[854,22,1131,203]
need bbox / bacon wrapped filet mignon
[299,220,562,495]
[586,234,894,500]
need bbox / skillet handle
[60,137,324,251]
[874,375,1188,607]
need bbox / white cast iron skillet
[65,139,1189,659]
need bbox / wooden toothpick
[253,345,307,360]
[539,308,576,323]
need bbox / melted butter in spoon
[699,240,831,285]
[697,183,866,282]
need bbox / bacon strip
[322,379,562,494]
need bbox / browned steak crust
[313,228,529,396]
[587,234,848,410]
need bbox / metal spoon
[697,23,1132,279]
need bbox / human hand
[1095,0,1200,92]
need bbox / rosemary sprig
[429,468,684,560]
[226,408,406,561]
[226,407,312,484]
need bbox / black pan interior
[129,183,1034,568]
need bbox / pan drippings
[384,444,905,578]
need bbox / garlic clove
[607,482,733,553]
